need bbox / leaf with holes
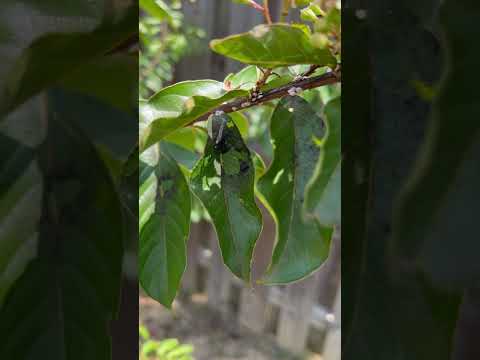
[190,114,262,281]
[257,96,333,284]
[139,146,191,308]
[210,24,336,68]
[304,97,341,226]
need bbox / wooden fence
[182,218,341,358]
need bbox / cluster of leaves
[139,324,194,360]
[140,0,206,98]
[139,0,341,307]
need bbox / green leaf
[163,127,207,153]
[190,115,262,281]
[210,24,336,68]
[304,97,341,226]
[230,112,250,138]
[0,134,40,307]
[257,96,333,284]
[295,0,314,7]
[224,65,295,92]
[139,324,150,341]
[140,0,173,22]
[139,147,191,308]
[139,80,247,152]
[224,65,260,91]
[159,141,201,172]
[0,115,124,359]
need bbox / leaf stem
[189,67,341,125]
[263,0,273,24]
[256,68,272,89]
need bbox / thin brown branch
[263,0,273,24]
[189,69,341,126]
[255,68,272,89]
[301,65,321,78]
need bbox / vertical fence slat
[206,228,232,315]
[317,227,342,307]
[276,272,321,354]
[238,205,275,333]
[183,221,209,293]
[175,0,216,81]
[238,286,268,332]
[323,285,341,360]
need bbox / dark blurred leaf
[48,88,137,162]
[393,0,480,290]
[0,114,124,359]
[0,134,40,306]
[0,3,137,117]
[60,54,138,115]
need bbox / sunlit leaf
[139,80,247,152]
[210,24,336,68]
[140,0,173,23]
[224,65,260,91]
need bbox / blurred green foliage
[139,0,206,98]
[139,324,194,360]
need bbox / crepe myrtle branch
[189,67,341,125]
